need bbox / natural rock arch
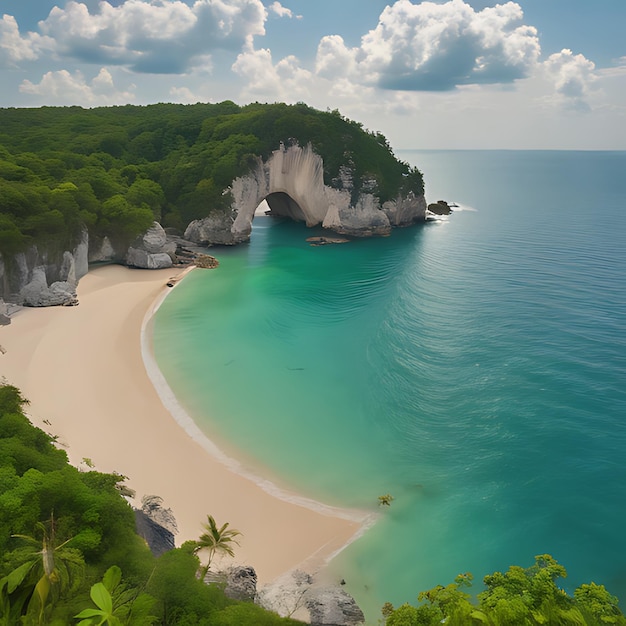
[263,191,307,223]
[184,143,426,246]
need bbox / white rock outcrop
[184,213,243,246]
[89,236,117,263]
[185,143,426,245]
[257,569,364,626]
[5,229,88,307]
[19,266,77,307]
[126,222,176,269]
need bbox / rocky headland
[0,142,426,310]
[185,143,426,246]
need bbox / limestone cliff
[0,230,88,307]
[0,145,425,307]
[184,143,426,245]
[0,222,177,307]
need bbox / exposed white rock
[185,143,425,245]
[140,495,178,535]
[89,236,117,263]
[73,229,89,280]
[126,249,172,269]
[383,191,427,227]
[19,266,77,307]
[59,251,76,284]
[184,213,242,246]
[14,253,30,292]
[230,157,268,242]
[224,566,258,602]
[257,570,313,620]
[140,222,176,255]
[306,586,365,626]
[324,193,391,237]
[126,222,175,268]
[0,298,10,325]
[257,570,364,626]
[267,143,328,226]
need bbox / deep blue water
[153,151,626,622]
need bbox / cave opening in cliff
[256,192,307,222]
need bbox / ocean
[152,150,626,622]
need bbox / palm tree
[193,515,242,580]
[2,513,84,624]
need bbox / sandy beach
[0,264,368,584]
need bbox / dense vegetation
[382,556,626,625]
[0,384,303,625]
[0,102,424,257]
[2,383,624,625]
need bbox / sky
[1,0,625,149]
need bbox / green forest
[1,383,624,625]
[0,102,424,258]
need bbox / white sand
[0,264,370,583]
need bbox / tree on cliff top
[0,102,424,255]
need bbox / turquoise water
[153,151,626,622]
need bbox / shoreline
[141,267,373,524]
[0,264,372,584]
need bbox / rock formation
[224,566,258,602]
[0,144,426,306]
[0,221,187,305]
[134,510,175,557]
[134,495,178,557]
[256,569,364,626]
[0,229,88,307]
[306,586,365,626]
[427,200,453,215]
[126,222,176,269]
[185,143,426,246]
[0,299,11,325]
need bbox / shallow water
[153,150,626,622]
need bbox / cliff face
[0,222,176,307]
[184,144,426,245]
[0,147,425,307]
[0,230,89,306]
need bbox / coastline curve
[139,267,377,571]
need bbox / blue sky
[1,0,625,148]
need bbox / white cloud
[315,35,358,79]
[315,0,541,91]
[19,67,135,105]
[543,48,597,111]
[0,14,53,66]
[597,57,626,81]
[169,86,199,103]
[268,2,300,19]
[232,46,312,101]
[37,0,267,73]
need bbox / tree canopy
[382,554,626,626]
[0,102,424,256]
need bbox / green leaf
[75,608,105,618]
[90,582,113,614]
[5,562,33,593]
[102,566,122,593]
[34,574,50,607]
